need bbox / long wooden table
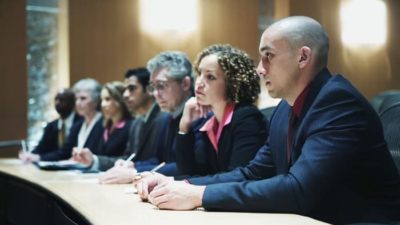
[0,158,328,225]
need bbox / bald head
[265,16,329,70]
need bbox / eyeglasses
[146,79,179,93]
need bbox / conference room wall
[280,0,400,99]
[68,0,259,85]
[0,0,27,156]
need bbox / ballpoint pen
[133,162,166,180]
[125,152,136,163]
[21,140,28,152]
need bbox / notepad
[34,160,89,171]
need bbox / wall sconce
[340,0,387,47]
[139,0,198,33]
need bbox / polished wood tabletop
[0,158,328,225]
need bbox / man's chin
[267,90,278,99]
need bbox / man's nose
[256,61,266,78]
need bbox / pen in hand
[123,153,136,167]
[21,140,28,152]
[133,162,166,180]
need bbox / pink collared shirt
[199,103,235,153]
[103,119,127,142]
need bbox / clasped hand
[135,173,205,210]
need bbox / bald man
[136,16,400,224]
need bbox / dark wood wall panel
[0,0,27,145]
[69,0,259,84]
[287,0,400,99]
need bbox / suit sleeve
[97,155,121,171]
[39,121,83,161]
[201,90,369,214]
[189,143,276,185]
[32,122,56,154]
[175,117,208,175]
[135,113,172,172]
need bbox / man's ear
[181,76,192,92]
[298,46,311,69]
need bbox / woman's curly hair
[194,44,260,105]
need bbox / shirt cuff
[90,155,100,171]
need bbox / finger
[98,170,116,184]
[115,160,124,167]
[72,154,81,162]
[196,102,203,117]
[123,161,134,168]
[157,201,175,210]
[98,174,109,184]
[151,194,170,208]
[148,182,168,199]
[99,172,124,184]
[138,181,149,200]
[71,147,78,155]
[18,151,25,159]
[136,181,143,195]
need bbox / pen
[125,152,136,162]
[21,140,28,152]
[150,162,165,173]
[123,152,136,167]
[133,162,166,180]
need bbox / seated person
[72,69,167,172]
[19,88,82,162]
[136,16,400,225]
[176,44,267,177]
[98,51,194,183]
[72,81,132,166]
[24,78,104,162]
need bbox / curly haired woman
[176,44,268,177]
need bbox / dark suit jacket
[40,116,104,161]
[176,104,267,176]
[147,112,182,176]
[97,104,169,171]
[189,68,400,224]
[93,119,132,157]
[32,113,82,155]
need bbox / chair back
[380,101,400,173]
[370,90,400,113]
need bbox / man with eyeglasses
[95,52,193,182]
[144,51,194,176]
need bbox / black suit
[176,104,267,176]
[190,68,400,224]
[155,112,182,176]
[32,113,82,155]
[40,117,104,161]
[96,105,168,171]
[93,119,132,157]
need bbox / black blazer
[190,68,400,224]
[40,116,104,161]
[176,104,267,176]
[154,112,182,176]
[93,119,132,157]
[97,105,170,171]
[33,113,82,155]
